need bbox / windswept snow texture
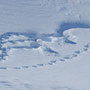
[0,0,90,90]
[0,0,90,34]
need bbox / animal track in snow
[0,43,89,70]
[0,27,90,70]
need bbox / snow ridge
[0,28,90,70]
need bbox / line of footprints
[0,43,90,70]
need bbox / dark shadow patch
[75,51,80,54]
[22,66,29,68]
[13,67,21,69]
[56,22,90,36]
[50,60,56,63]
[0,67,7,69]
[64,38,77,44]
[45,47,58,54]
[64,56,70,59]
[37,64,44,66]
[32,65,37,68]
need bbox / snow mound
[0,28,90,69]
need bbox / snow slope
[0,0,90,90]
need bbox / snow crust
[0,0,90,90]
[0,28,90,90]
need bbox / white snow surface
[0,0,90,34]
[0,0,90,90]
[0,28,90,90]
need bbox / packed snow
[0,0,90,90]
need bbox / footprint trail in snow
[0,28,90,70]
